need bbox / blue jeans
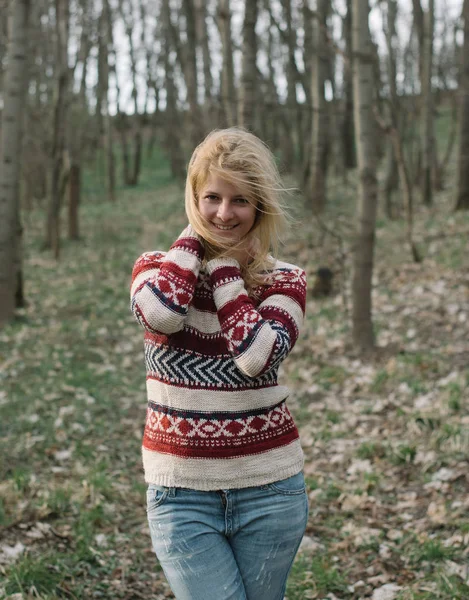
[146,472,308,600]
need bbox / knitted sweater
[130,226,307,490]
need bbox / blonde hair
[185,128,289,292]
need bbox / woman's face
[198,174,257,242]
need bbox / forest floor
[1,152,469,600]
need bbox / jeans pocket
[146,484,169,511]
[267,472,306,496]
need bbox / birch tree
[0,0,30,326]
[351,0,378,353]
[456,0,469,210]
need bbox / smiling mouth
[213,223,239,231]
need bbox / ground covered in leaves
[1,151,468,599]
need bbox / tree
[351,0,378,353]
[218,0,237,127]
[118,0,143,186]
[238,0,258,130]
[310,0,330,213]
[195,0,214,129]
[421,0,435,205]
[278,0,299,171]
[182,0,204,146]
[341,0,356,170]
[382,0,399,218]
[102,0,116,202]
[161,0,185,179]
[0,0,31,326]
[46,0,70,258]
[456,0,469,210]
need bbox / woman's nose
[217,200,234,221]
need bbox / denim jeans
[146,471,309,600]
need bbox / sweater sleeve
[130,225,205,335]
[206,257,306,378]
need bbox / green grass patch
[286,555,350,599]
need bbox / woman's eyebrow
[203,190,245,199]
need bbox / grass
[286,555,350,599]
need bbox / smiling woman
[130,127,308,600]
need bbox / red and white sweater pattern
[130,226,307,490]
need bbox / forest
[0,0,468,598]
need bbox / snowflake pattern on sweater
[130,226,307,490]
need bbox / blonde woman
[130,128,308,600]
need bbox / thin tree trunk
[342,0,356,170]
[103,0,116,201]
[382,0,399,218]
[238,0,258,130]
[310,0,330,213]
[195,0,213,131]
[279,0,298,171]
[0,0,30,325]
[68,163,80,240]
[46,0,70,258]
[351,0,378,353]
[421,0,434,205]
[456,0,469,210]
[218,0,237,127]
[182,0,203,146]
[118,0,143,186]
[162,0,185,180]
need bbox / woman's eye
[204,195,219,202]
[234,198,248,204]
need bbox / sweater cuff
[170,225,205,259]
[206,257,242,287]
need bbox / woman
[130,128,308,600]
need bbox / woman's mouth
[213,223,238,231]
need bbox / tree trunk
[68,163,80,240]
[162,0,186,180]
[456,0,469,210]
[310,0,330,213]
[0,0,30,326]
[279,0,298,171]
[342,0,356,170]
[46,0,70,258]
[382,0,399,218]
[351,0,378,353]
[421,0,434,206]
[182,0,203,146]
[217,0,237,127]
[238,0,258,130]
[118,0,143,186]
[103,0,116,201]
[195,0,213,131]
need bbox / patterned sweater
[130,226,307,490]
